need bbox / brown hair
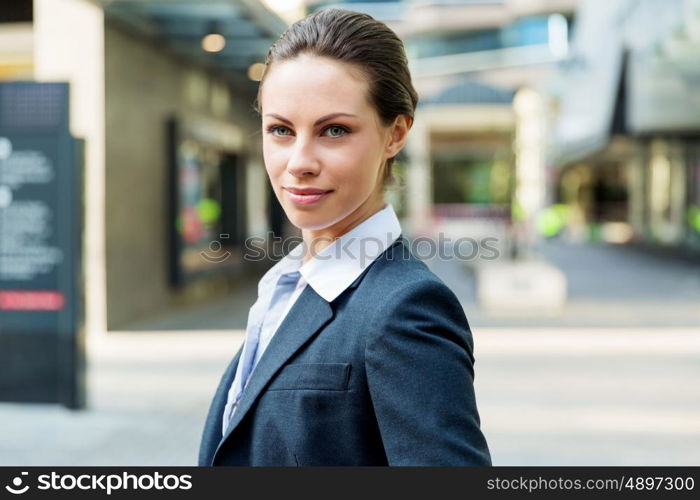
[254,8,419,188]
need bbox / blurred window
[433,154,512,205]
[409,14,570,58]
[411,29,501,58]
[500,16,550,47]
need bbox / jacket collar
[258,203,402,303]
[299,202,401,302]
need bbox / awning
[97,0,287,89]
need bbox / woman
[199,8,492,466]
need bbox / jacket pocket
[267,362,351,391]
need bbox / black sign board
[0,82,85,409]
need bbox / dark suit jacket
[198,236,492,466]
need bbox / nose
[286,134,321,178]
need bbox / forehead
[260,54,373,116]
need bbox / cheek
[354,135,384,173]
[355,145,383,179]
[262,146,284,178]
[331,134,381,169]
[332,158,379,193]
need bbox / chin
[287,212,334,231]
[287,204,351,230]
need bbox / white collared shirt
[221,203,402,435]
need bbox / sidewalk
[426,239,700,328]
[1,327,699,466]
[0,330,244,466]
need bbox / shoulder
[353,236,472,347]
[358,236,461,307]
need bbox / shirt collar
[261,203,402,302]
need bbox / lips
[283,186,333,206]
[284,186,333,195]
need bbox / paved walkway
[477,328,700,465]
[0,331,244,466]
[2,327,699,466]
[427,240,700,328]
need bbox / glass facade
[408,15,564,58]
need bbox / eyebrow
[264,112,358,127]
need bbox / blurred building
[0,0,287,333]
[551,0,700,254]
[10,0,694,336]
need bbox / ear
[384,114,413,160]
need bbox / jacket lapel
[213,284,334,460]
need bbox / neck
[301,194,386,263]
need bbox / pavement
[428,239,700,328]
[0,240,698,466]
[0,330,243,466]
[476,327,700,465]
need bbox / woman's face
[260,54,394,235]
